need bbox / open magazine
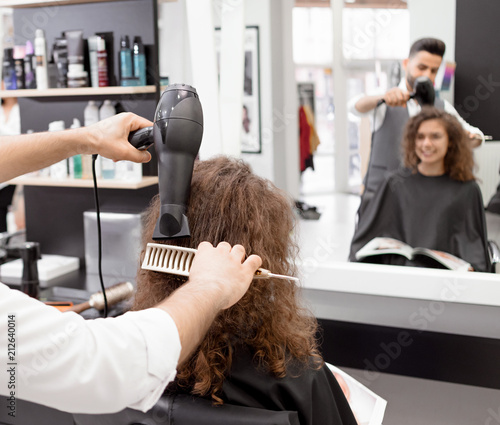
[328,364,387,425]
[355,237,472,272]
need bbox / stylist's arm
[0,242,261,414]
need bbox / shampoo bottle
[69,118,82,179]
[84,100,99,124]
[99,100,116,179]
[48,121,68,179]
[96,36,109,87]
[133,36,146,86]
[119,35,133,85]
[13,46,25,90]
[2,48,17,90]
[34,29,48,90]
[88,36,99,88]
[83,101,100,179]
[24,40,36,89]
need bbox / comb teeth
[142,243,197,276]
[141,243,299,282]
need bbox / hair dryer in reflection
[376,76,435,107]
[409,76,435,106]
[128,84,204,240]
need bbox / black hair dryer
[128,84,204,240]
[410,76,435,106]
[376,76,435,108]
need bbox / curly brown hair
[402,107,475,181]
[133,156,322,404]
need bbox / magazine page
[412,248,472,271]
[327,364,387,425]
[355,237,414,261]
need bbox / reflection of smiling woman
[404,107,475,181]
[349,107,491,272]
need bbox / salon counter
[299,261,500,390]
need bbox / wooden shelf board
[8,175,159,189]
[0,0,126,8]
[0,86,157,98]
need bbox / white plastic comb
[141,243,298,281]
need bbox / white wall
[408,0,456,61]
[267,0,299,198]
[158,1,192,86]
[239,0,275,183]
[157,0,300,196]
[407,0,456,103]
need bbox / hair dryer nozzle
[153,204,190,240]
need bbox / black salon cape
[73,345,357,425]
[349,169,491,272]
[219,345,357,425]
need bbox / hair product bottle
[99,100,116,179]
[119,35,133,85]
[96,36,109,87]
[13,46,25,90]
[2,47,17,90]
[48,120,68,179]
[69,118,82,179]
[88,36,99,88]
[34,29,48,90]
[83,101,100,179]
[133,36,146,86]
[24,40,36,89]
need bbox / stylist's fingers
[127,113,154,132]
[216,241,232,252]
[244,254,262,273]
[131,149,152,163]
[88,112,153,163]
[384,88,408,107]
[197,241,213,250]
[229,244,246,260]
[120,113,153,163]
[220,243,262,272]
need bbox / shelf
[0,0,125,8]
[8,175,159,189]
[0,86,157,98]
[1,0,175,6]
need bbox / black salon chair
[488,240,500,273]
[73,393,300,425]
[0,185,16,233]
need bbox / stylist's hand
[189,241,262,310]
[383,87,410,107]
[468,132,482,148]
[84,112,153,163]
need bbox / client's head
[134,156,320,403]
[403,107,475,181]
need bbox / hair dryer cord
[92,154,108,317]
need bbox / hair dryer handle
[128,126,154,150]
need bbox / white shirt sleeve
[0,283,181,414]
[347,92,388,133]
[443,99,485,146]
[0,103,21,137]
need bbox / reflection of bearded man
[242,105,250,134]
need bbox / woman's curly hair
[133,156,322,404]
[402,107,476,182]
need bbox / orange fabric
[303,104,320,154]
[299,106,311,172]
